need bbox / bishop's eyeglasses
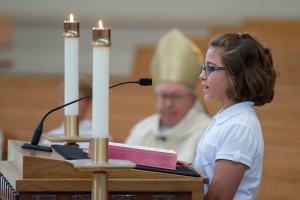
[201,65,225,76]
[156,92,192,103]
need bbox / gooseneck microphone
[22,78,152,152]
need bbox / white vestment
[125,100,211,163]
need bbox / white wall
[0,0,299,77]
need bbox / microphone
[22,78,152,152]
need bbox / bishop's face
[155,81,196,128]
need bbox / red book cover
[88,142,177,170]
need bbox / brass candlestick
[66,21,135,200]
[91,138,109,200]
[63,14,80,145]
[92,27,111,47]
[90,21,111,200]
[63,18,80,38]
[64,115,79,137]
[64,115,79,147]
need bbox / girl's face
[199,47,235,110]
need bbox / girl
[195,33,277,200]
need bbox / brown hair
[209,32,277,106]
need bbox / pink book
[88,142,177,170]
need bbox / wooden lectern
[0,140,207,200]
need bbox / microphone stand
[22,78,152,152]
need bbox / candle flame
[69,13,74,22]
[98,20,103,29]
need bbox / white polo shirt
[194,101,264,200]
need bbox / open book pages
[88,142,177,170]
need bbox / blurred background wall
[1,0,300,76]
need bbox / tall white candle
[92,20,111,138]
[64,13,79,116]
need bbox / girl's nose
[199,70,206,80]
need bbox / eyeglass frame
[201,65,225,76]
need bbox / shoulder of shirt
[125,114,158,143]
[214,101,254,124]
[131,113,159,131]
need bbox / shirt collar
[214,101,254,125]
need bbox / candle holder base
[65,141,79,147]
[68,159,135,200]
[67,159,136,172]
[42,134,92,143]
